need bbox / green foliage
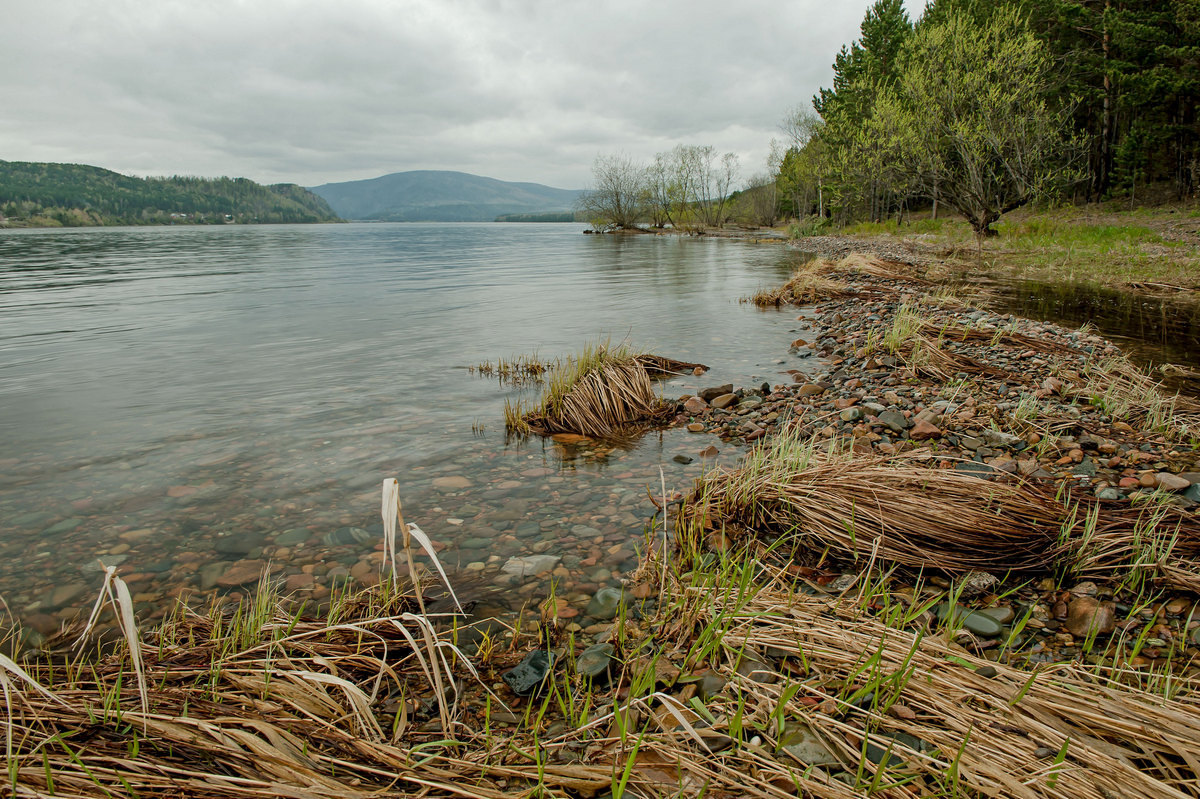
[790,0,1200,234]
[0,161,341,227]
[883,6,1080,237]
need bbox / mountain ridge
[0,160,340,226]
[309,170,584,222]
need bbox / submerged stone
[587,586,625,620]
[501,554,560,578]
[322,526,372,546]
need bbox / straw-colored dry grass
[511,342,675,438]
[745,253,928,308]
[747,272,854,307]
[917,319,1077,355]
[646,557,1200,798]
[825,253,928,283]
[679,426,1200,592]
[682,440,1067,574]
[1071,355,1200,440]
[2,576,617,799]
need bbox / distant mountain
[0,161,340,226]
[309,170,584,222]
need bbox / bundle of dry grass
[1065,501,1200,593]
[898,332,1014,380]
[1071,355,1200,439]
[646,562,1200,798]
[917,319,1077,355]
[509,342,674,438]
[826,253,927,283]
[747,270,854,307]
[680,431,1066,574]
[636,354,707,377]
[745,254,927,308]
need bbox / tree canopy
[780,0,1199,233]
[0,161,341,226]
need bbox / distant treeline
[494,212,579,222]
[0,161,341,226]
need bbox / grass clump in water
[509,340,684,439]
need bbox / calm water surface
[0,223,815,641]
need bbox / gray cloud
[2,0,923,189]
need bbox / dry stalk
[682,452,1067,573]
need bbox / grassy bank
[822,204,1200,290]
[6,484,1200,797]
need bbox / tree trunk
[1095,0,1113,200]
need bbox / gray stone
[735,653,777,684]
[861,402,887,416]
[214,532,266,555]
[48,582,88,607]
[1186,484,1200,503]
[275,528,311,546]
[501,555,560,578]
[937,604,1003,637]
[586,587,625,620]
[877,410,910,432]
[954,461,998,479]
[13,511,55,528]
[1157,472,1191,492]
[699,384,734,402]
[699,673,727,700]
[839,407,864,422]
[502,649,554,696]
[1095,487,1122,501]
[780,721,841,767]
[199,562,225,590]
[80,554,127,574]
[322,526,372,546]
[1071,458,1098,477]
[575,643,615,681]
[710,393,738,410]
[981,429,1024,449]
[867,732,925,768]
[978,606,1015,625]
[44,517,84,535]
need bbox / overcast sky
[3,0,924,189]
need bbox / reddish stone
[909,420,941,440]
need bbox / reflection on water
[0,223,815,643]
[979,276,1200,396]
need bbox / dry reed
[515,343,675,438]
[680,437,1067,573]
[647,561,1200,798]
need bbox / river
[0,222,816,644]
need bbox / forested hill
[309,170,583,221]
[0,161,341,226]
